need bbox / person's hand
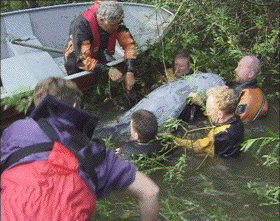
[188,92,203,106]
[125,71,135,91]
[115,148,122,155]
[108,68,123,82]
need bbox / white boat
[1,2,174,98]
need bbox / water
[93,100,279,220]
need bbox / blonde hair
[207,86,237,115]
[34,77,83,107]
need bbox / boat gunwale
[1,2,174,99]
[1,2,174,17]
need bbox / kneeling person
[118,109,162,160]
[175,86,244,158]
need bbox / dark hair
[131,109,158,143]
[175,49,191,60]
[34,77,83,107]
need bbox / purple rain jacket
[1,95,136,199]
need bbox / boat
[95,73,226,141]
[0,2,174,129]
[1,2,174,98]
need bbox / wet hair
[131,109,158,143]
[34,77,83,107]
[96,1,124,22]
[207,86,238,115]
[175,49,191,61]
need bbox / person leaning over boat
[174,86,244,158]
[165,49,194,82]
[189,55,269,124]
[1,77,159,221]
[117,109,162,160]
[64,1,136,91]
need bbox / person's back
[1,77,159,221]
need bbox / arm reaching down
[127,171,159,221]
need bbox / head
[96,1,124,33]
[130,109,158,143]
[34,77,83,108]
[205,86,238,125]
[235,55,260,83]
[174,49,192,77]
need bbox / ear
[218,110,225,120]
[130,121,140,141]
[248,70,256,80]
[134,131,140,141]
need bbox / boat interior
[1,3,174,98]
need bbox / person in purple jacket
[1,77,159,221]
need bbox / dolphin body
[94,73,225,141]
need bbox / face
[205,96,221,125]
[97,18,119,33]
[174,58,191,77]
[235,57,251,83]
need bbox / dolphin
[94,73,225,141]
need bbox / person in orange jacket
[64,1,137,91]
[233,55,269,123]
[189,55,268,124]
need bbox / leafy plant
[247,182,280,206]
[241,136,280,168]
[1,90,34,114]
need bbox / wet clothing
[1,95,136,220]
[64,2,136,76]
[174,116,244,158]
[234,80,268,124]
[165,68,194,82]
[119,140,162,160]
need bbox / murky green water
[92,100,279,221]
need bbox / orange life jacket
[237,88,269,124]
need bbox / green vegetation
[1,0,279,220]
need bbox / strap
[37,119,105,188]
[252,96,266,122]
[37,118,59,141]
[1,142,53,174]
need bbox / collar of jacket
[82,2,118,57]
[29,95,99,139]
[215,115,241,127]
[234,79,258,96]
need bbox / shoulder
[70,15,91,34]
[215,117,243,140]
[2,118,43,141]
[1,118,50,161]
